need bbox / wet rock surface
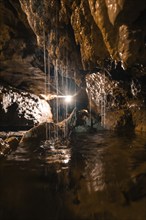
[75,109,102,133]
[0,131,146,220]
[19,0,146,70]
[1,2,146,219]
[0,60,47,96]
[20,108,76,147]
[89,0,146,68]
[0,0,48,90]
[0,85,52,129]
[0,136,19,158]
[86,70,146,131]
[1,0,146,131]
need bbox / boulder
[0,85,52,129]
[86,71,146,131]
[20,108,76,146]
[0,137,19,158]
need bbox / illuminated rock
[0,0,146,132]
[20,108,76,145]
[0,86,52,128]
[86,71,146,131]
[0,137,19,158]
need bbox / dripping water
[55,2,59,140]
[43,25,48,140]
[55,60,59,139]
[74,70,77,129]
[47,35,51,139]
[42,14,77,147]
[65,54,68,138]
[100,71,106,127]
[89,90,92,128]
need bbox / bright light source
[64,95,72,103]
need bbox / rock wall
[0,86,52,128]
[0,0,146,131]
[19,0,146,70]
[86,70,146,131]
[1,0,146,78]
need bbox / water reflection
[70,133,130,194]
[67,132,146,219]
[39,140,71,172]
[0,131,146,220]
[7,138,71,172]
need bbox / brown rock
[86,71,146,131]
[1,0,146,133]
[131,108,146,132]
[0,138,10,157]
[20,108,76,146]
[104,110,132,130]
[5,136,19,149]
[0,86,53,129]
[0,136,19,158]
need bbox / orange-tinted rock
[86,71,146,131]
[0,86,53,129]
[0,136,19,158]
[1,0,146,132]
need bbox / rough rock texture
[20,108,76,146]
[19,0,146,70]
[1,0,146,79]
[0,0,62,128]
[0,0,146,131]
[89,0,146,68]
[0,137,19,158]
[0,0,50,94]
[86,70,146,131]
[0,86,52,128]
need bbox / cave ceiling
[0,0,146,86]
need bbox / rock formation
[0,0,146,131]
[20,108,76,146]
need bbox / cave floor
[0,131,146,220]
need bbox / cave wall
[19,0,146,71]
[0,0,146,131]
[0,0,53,127]
[1,0,146,80]
[0,0,47,95]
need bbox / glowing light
[64,95,72,103]
[63,158,70,164]
[40,93,74,103]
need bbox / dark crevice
[3,0,19,19]
[133,9,146,26]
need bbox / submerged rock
[131,108,146,132]
[20,108,76,146]
[0,138,9,158]
[122,172,146,202]
[0,137,19,158]
[75,109,102,133]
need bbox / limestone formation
[0,0,146,132]
[0,86,52,128]
[0,137,19,158]
[86,71,146,131]
[20,108,76,146]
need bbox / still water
[0,131,146,220]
